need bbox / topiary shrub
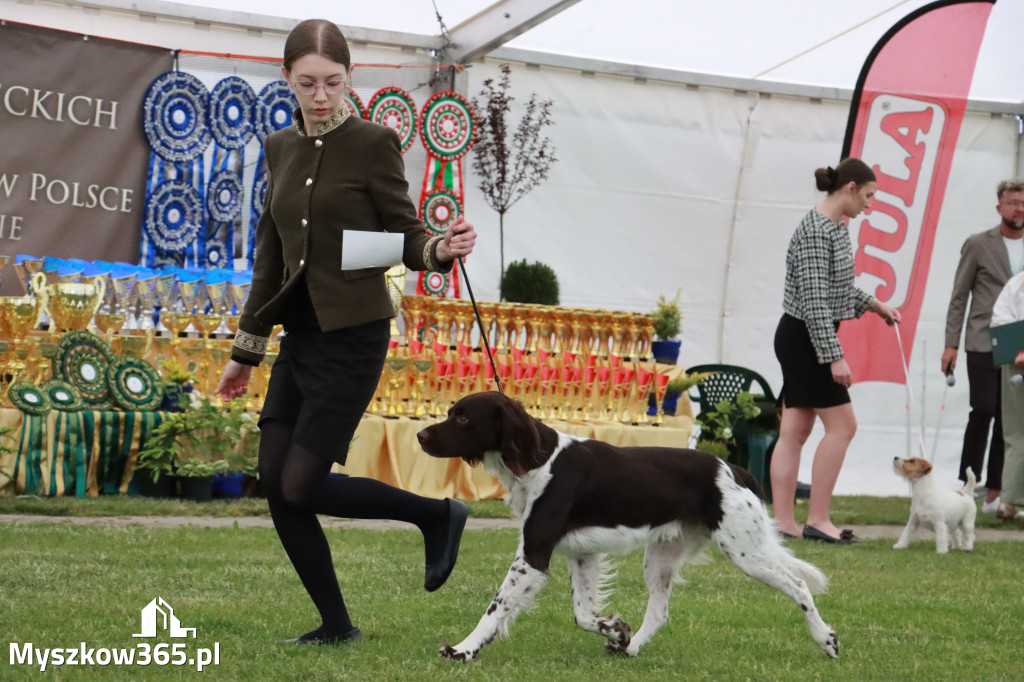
[500,259,560,305]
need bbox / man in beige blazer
[942,179,1024,511]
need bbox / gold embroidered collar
[293,100,352,137]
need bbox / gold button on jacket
[233,116,450,364]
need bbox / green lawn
[1,498,1022,681]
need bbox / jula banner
[0,21,173,293]
[837,0,996,384]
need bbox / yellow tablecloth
[0,408,692,500]
[338,413,694,500]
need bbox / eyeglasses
[1002,200,1024,208]
[291,79,347,97]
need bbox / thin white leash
[929,374,952,461]
[893,324,929,460]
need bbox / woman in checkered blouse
[770,158,902,544]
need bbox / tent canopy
[113,0,1021,105]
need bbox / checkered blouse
[782,209,874,364]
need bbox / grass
[2,494,1023,529]
[0,521,1021,681]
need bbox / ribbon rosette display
[141,71,212,267]
[415,91,476,299]
[368,87,418,152]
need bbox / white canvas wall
[459,61,1020,496]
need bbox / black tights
[259,419,449,634]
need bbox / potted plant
[158,357,195,412]
[136,395,249,502]
[650,290,682,364]
[500,259,560,305]
[693,391,762,460]
[214,410,260,498]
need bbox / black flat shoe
[424,498,469,592]
[802,525,859,545]
[284,626,361,645]
[780,530,801,540]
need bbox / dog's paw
[892,542,907,550]
[439,643,474,662]
[605,638,629,655]
[598,614,632,651]
[823,631,839,659]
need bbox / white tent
[4,0,1021,496]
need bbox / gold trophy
[383,357,410,418]
[0,296,40,396]
[410,358,433,418]
[32,271,106,333]
[453,299,475,348]
[107,269,137,332]
[13,256,46,296]
[228,281,251,336]
[134,274,159,331]
[154,273,178,335]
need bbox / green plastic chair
[686,364,780,498]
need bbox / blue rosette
[209,76,256,150]
[254,81,297,141]
[205,238,228,268]
[206,170,244,222]
[143,71,212,163]
[145,180,204,252]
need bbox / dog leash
[893,324,929,459]
[456,256,504,395]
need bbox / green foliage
[500,259,560,305]
[664,370,715,396]
[158,356,196,385]
[651,290,682,340]
[137,396,258,480]
[695,391,762,459]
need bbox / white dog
[892,457,976,553]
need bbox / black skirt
[773,313,850,409]
[258,318,390,464]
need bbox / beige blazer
[944,226,1013,353]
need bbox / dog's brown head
[892,456,932,481]
[417,392,553,477]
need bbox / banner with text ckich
[838,0,996,384]
[0,21,173,294]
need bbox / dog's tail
[780,551,829,595]
[958,468,977,497]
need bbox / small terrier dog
[892,457,976,553]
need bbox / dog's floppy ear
[498,398,541,477]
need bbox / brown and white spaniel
[417,391,839,661]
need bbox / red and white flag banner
[838,0,995,384]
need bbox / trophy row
[398,295,657,361]
[1,255,253,338]
[369,340,677,426]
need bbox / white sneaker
[982,497,1001,514]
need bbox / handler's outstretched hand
[217,359,252,400]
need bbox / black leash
[456,256,504,395]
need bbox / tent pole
[717,92,761,361]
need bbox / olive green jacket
[232,111,451,364]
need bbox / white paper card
[341,230,404,270]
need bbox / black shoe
[284,626,361,645]
[424,498,469,592]
[802,525,859,545]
